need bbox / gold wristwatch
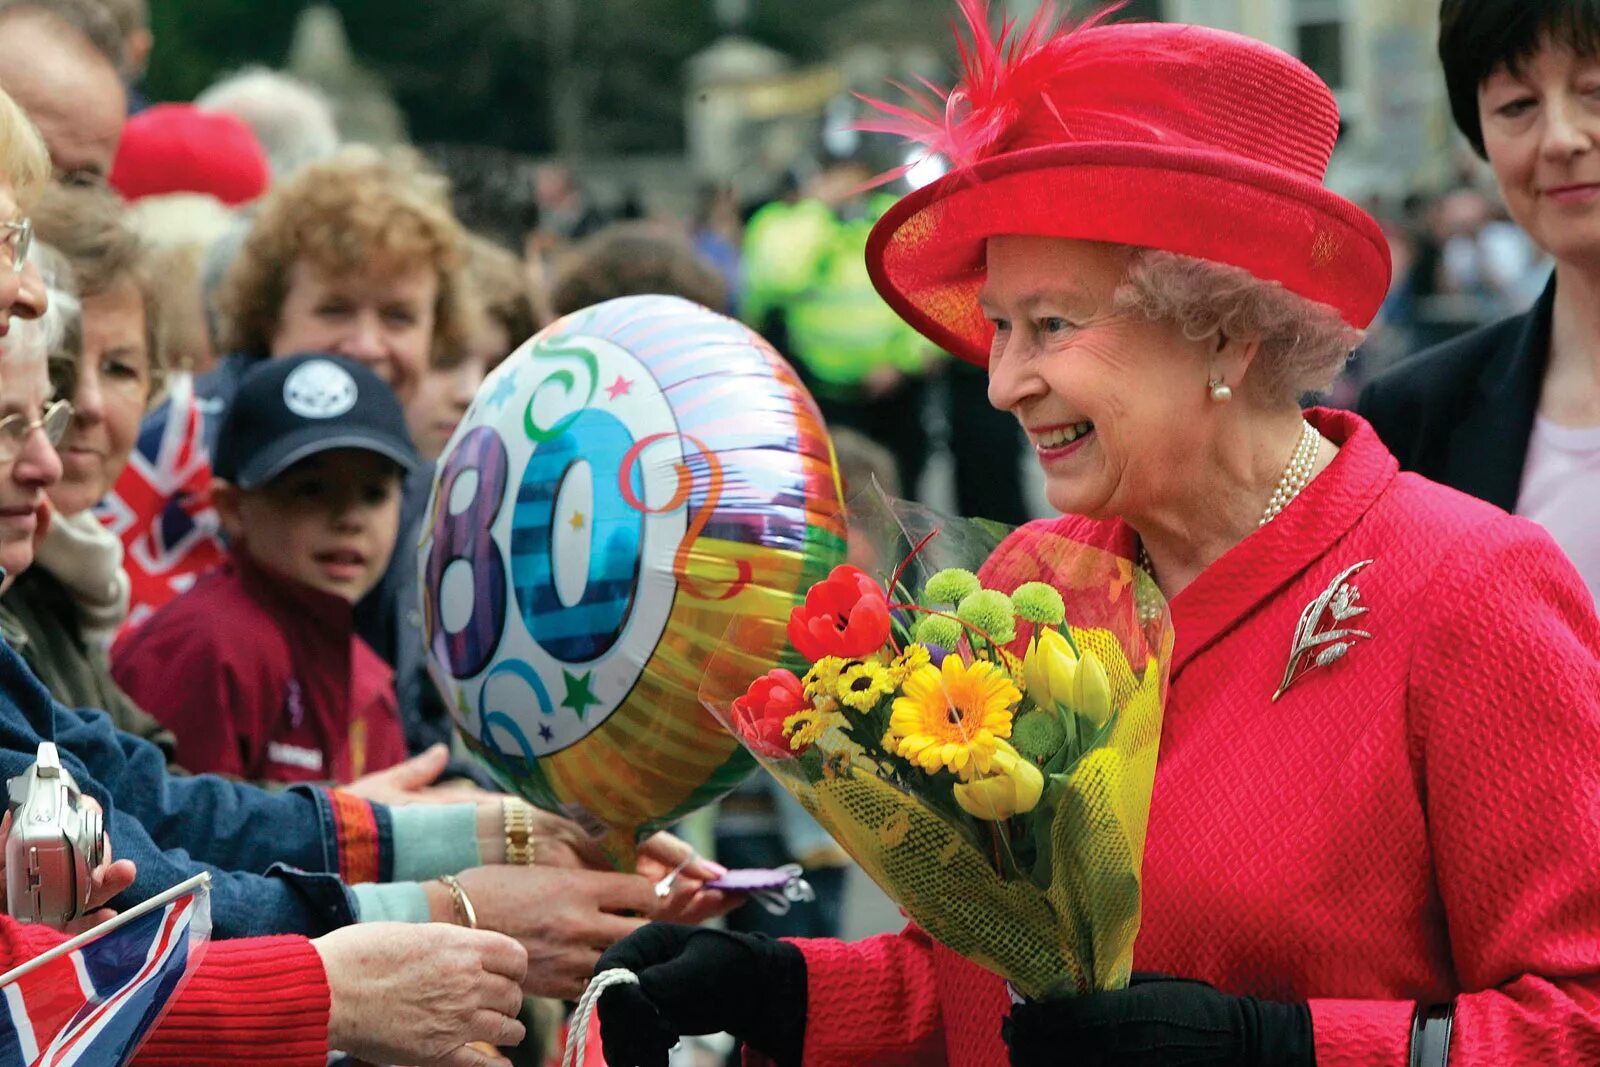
[503,798,538,865]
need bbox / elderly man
[0,0,125,185]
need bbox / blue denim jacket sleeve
[0,641,384,937]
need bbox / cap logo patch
[284,360,358,419]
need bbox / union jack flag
[0,875,210,1067]
[96,373,226,636]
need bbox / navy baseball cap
[212,354,420,490]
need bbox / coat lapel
[1161,408,1398,681]
[1442,277,1554,512]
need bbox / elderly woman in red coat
[591,5,1600,1067]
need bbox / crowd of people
[0,0,1587,1065]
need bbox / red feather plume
[855,0,1122,187]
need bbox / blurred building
[1156,0,1452,199]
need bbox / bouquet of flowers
[701,490,1172,999]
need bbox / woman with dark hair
[1360,0,1600,602]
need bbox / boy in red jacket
[113,354,415,784]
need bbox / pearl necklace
[1136,417,1323,580]
[1260,417,1321,527]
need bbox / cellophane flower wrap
[701,487,1173,998]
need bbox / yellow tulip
[953,741,1045,820]
[1072,650,1113,727]
[1022,628,1077,708]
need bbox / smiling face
[217,449,402,603]
[270,259,438,406]
[980,235,1221,520]
[1479,40,1600,266]
[52,277,150,516]
[0,318,62,587]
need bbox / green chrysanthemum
[1011,582,1066,625]
[1011,709,1068,767]
[957,589,1017,645]
[923,568,980,605]
[912,614,963,650]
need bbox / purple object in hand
[705,868,796,892]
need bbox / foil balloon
[420,295,847,868]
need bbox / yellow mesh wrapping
[787,640,1163,998]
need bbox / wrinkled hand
[343,745,492,806]
[595,923,806,1067]
[312,921,527,1067]
[0,806,136,934]
[1004,974,1315,1067]
[457,864,660,999]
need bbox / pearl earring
[1208,377,1233,403]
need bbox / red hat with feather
[861,1,1391,367]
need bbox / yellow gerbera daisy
[783,709,832,750]
[888,656,1020,777]
[838,660,895,712]
[889,643,932,684]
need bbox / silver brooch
[1273,560,1374,702]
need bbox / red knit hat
[861,1,1391,367]
[110,103,270,207]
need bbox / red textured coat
[111,552,408,785]
[793,409,1600,1066]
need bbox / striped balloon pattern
[420,295,847,869]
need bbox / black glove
[1003,974,1315,1067]
[595,922,807,1067]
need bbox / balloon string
[563,968,639,1067]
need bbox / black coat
[1356,278,1555,513]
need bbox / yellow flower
[1023,628,1078,708]
[1072,650,1113,727]
[838,660,895,712]
[953,740,1045,820]
[782,709,832,751]
[804,657,853,700]
[889,643,931,684]
[888,656,1020,777]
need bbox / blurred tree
[145,0,926,154]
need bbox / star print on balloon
[569,511,585,531]
[561,670,600,719]
[486,373,519,411]
[605,374,633,400]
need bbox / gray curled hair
[1111,248,1363,404]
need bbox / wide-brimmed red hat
[862,2,1391,367]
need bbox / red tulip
[731,669,808,760]
[787,565,892,661]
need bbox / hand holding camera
[3,743,135,932]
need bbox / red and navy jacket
[110,552,409,785]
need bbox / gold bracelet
[503,798,539,866]
[438,874,478,929]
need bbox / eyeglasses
[0,399,72,461]
[0,218,30,275]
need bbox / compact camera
[5,742,105,927]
